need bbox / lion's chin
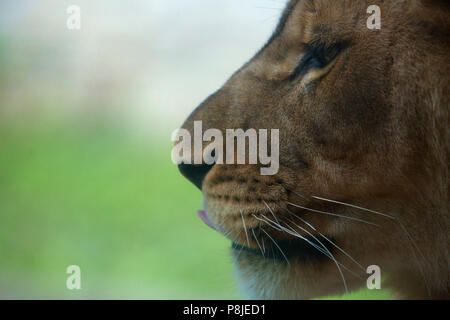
[231,237,369,300]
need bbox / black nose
[178,162,214,190]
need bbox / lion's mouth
[197,210,216,230]
[198,208,334,263]
[231,236,334,263]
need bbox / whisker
[286,201,380,227]
[260,213,350,290]
[398,221,431,297]
[318,234,366,272]
[258,214,330,260]
[282,221,329,256]
[286,221,365,280]
[259,214,361,283]
[254,214,283,231]
[311,196,396,220]
[222,224,241,239]
[234,242,245,260]
[278,203,366,272]
[240,208,251,248]
[283,220,354,288]
[260,228,290,265]
[288,189,309,200]
[252,229,265,258]
[266,203,363,280]
[276,204,317,231]
[263,200,281,226]
[261,234,266,253]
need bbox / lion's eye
[290,42,345,80]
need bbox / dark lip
[231,236,334,263]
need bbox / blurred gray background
[0,0,286,137]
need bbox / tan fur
[180,0,449,299]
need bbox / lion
[176,0,449,299]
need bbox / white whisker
[252,229,265,258]
[261,213,350,290]
[258,215,330,262]
[259,214,360,285]
[280,203,366,272]
[288,189,309,200]
[263,200,281,226]
[240,208,251,248]
[398,221,431,297]
[261,235,266,253]
[286,201,380,227]
[260,228,290,265]
[254,214,283,231]
[283,220,354,288]
[312,196,396,220]
[319,234,366,272]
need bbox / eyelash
[290,42,346,80]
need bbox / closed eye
[289,42,348,80]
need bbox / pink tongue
[197,210,216,230]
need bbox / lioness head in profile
[175,0,449,299]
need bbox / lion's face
[177,0,449,299]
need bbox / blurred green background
[0,1,390,299]
[0,116,237,299]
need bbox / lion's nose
[178,162,214,190]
